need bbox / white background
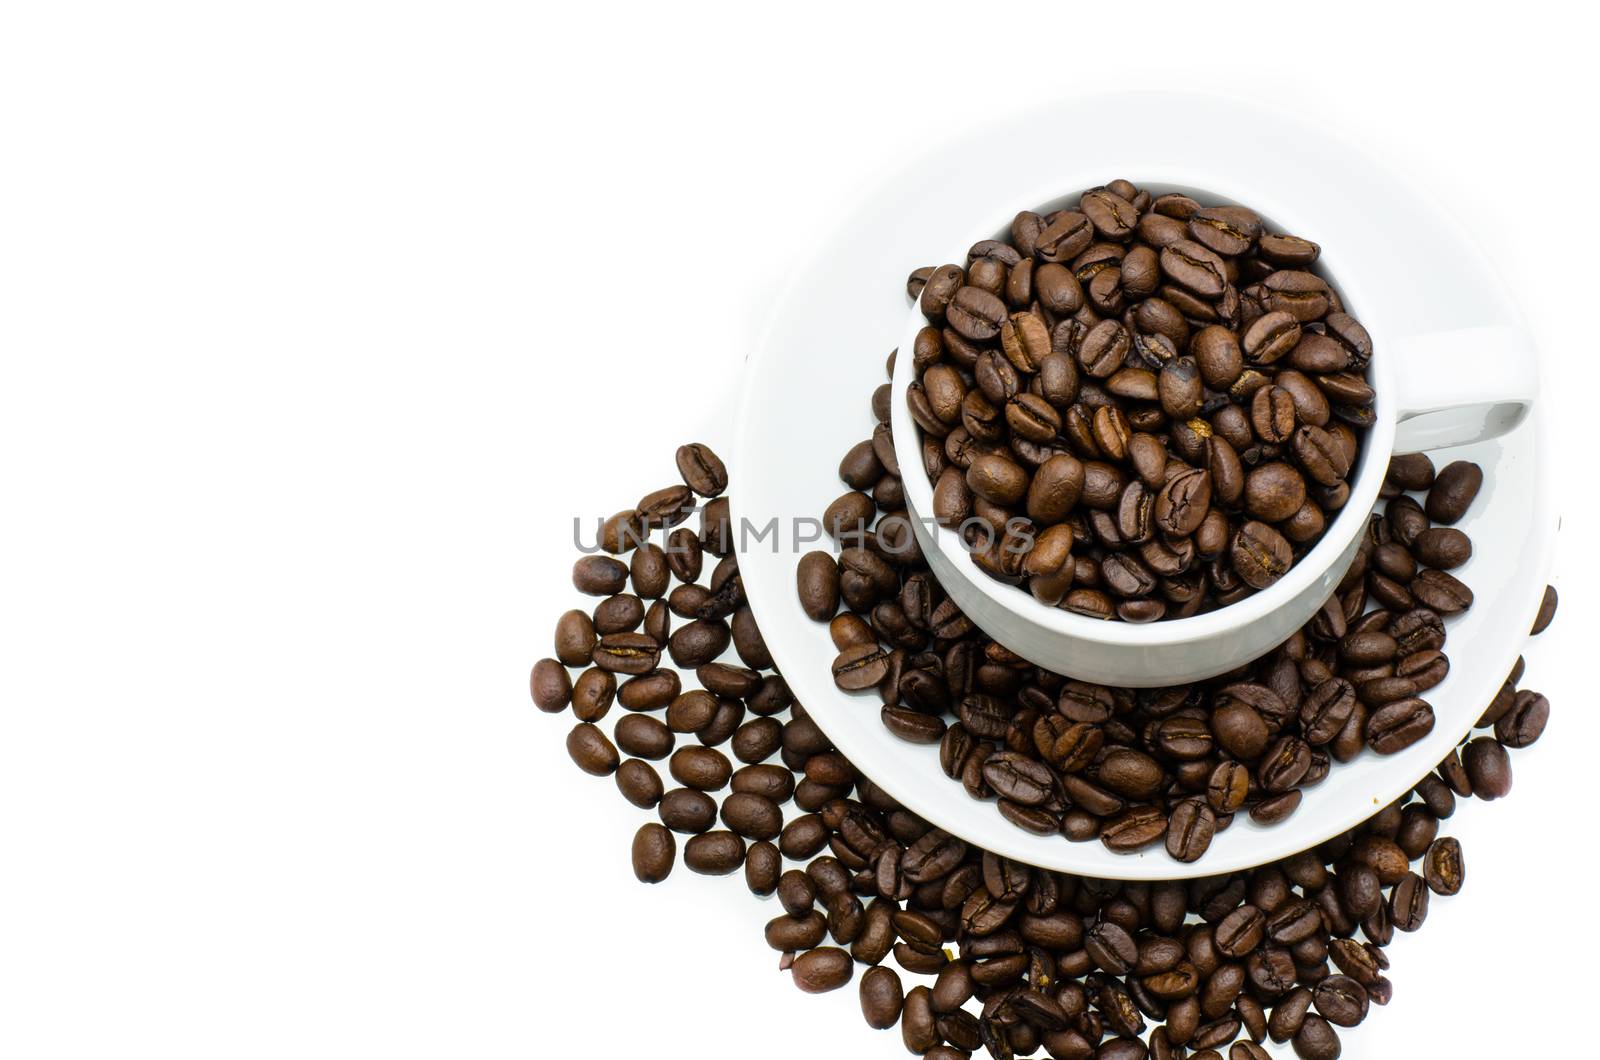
[2,3,1595,1057]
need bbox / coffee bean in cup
[904,181,1374,621]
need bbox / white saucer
[732,91,1555,880]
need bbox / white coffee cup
[890,183,1537,687]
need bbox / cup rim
[891,174,1398,649]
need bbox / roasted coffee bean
[669,745,731,791]
[635,484,694,532]
[730,717,784,763]
[1166,799,1217,863]
[1155,467,1212,536]
[796,551,841,621]
[1038,211,1094,263]
[1423,836,1465,896]
[791,947,854,994]
[1183,206,1258,258]
[1366,698,1434,755]
[1495,690,1549,748]
[615,758,664,809]
[1312,975,1369,1029]
[599,509,648,555]
[630,823,675,884]
[1390,872,1429,932]
[1251,386,1296,444]
[615,714,675,761]
[683,830,746,876]
[665,688,716,733]
[1245,462,1306,522]
[594,592,646,636]
[1250,791,1303,825]
[901,986,939,1054]
[1301,678,1356,746]
[569,669,611,726]
[731,608,773,670]
[1086,921,1140,975]
[1411,527,1471,570]
[740,841,780,898]
[615,670,676,713]
[1102,807,1168,853]
[720,792,782,841]
[1232,521,1292,589]
[657,787,718,834]
[675,442,728,498]
[834,644,892,691]
[704,666,764,698]
[573,555,629,596]
[1425,460,1482,524]
[659,528,701,584]
[949,286,1009,341]
[554,609,598,667]
[1161,238,1228,297]
[1532,584,1558,634]
[1463,737,1512,799]
[1084,188,1139,239]
[566,723,619,776]
[1208,761,1251,814]
[983,753,1057,805]
[596,632,664,675]
[860,965,904,1027]
[529,658,572,713]
[1411,568,1473,614]
[767,909,828,951]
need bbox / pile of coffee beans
[898,180,1373,621]
[801,268,1488,857]
[531,439,1557,1060]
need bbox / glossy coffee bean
[1423,836,1465,896]
[1424,460,1482,524]
[1462,738,1512,799]
[675,442,728,498]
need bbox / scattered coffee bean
[676,442,729,499]
[860,965,905,1027]
[534,438,1557,1060]
[1463,737,1513,800]
[615,758,664,808]
[529,658,572,713]
[630,823,675,884]
[683,830,746,875]
[566,722,619,776]
[791,947,854,994]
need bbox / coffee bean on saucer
[1425,460,1483,524]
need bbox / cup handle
[1390,325,1539,454]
